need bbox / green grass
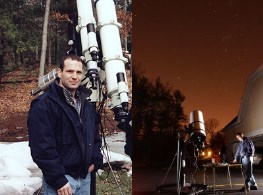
[96,170,132,195]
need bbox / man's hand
[57,182,72,195]
[89,164,94,173]
[233,159,237,163]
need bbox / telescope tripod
[156,133,207,195]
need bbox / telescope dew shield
[189,110,206,148]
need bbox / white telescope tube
[76,0,100,91]
[189,110,206,148]
[95,0,128,108]
[76,0,98,61]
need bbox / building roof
[222,116,238,132]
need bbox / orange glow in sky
[133,0,263,128]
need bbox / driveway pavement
[133,165,263,195]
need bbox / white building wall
[223,66,263,161]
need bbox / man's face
[236,135,243,142]
[58,59,83,93]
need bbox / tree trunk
[48,37,52,66]
[55,24,58,64]
[123,0,128,52]
[38,0,51,81]
[35,46,39,62]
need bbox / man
[28,54,103,195]
[233,132,258,192]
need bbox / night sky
[133,0,263,128]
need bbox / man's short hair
[59,54,84,71]
[236,132,243,137]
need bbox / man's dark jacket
[235,136,255,159]
[27,82,103,190]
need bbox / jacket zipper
[71,105,86,175]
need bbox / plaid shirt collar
[63,89,82,116]
[55,81,82,116]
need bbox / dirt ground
[0,70,37,142]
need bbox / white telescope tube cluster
[31,0,130,122]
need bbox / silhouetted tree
[133,63,187,166]
[210,131,225,155]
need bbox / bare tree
[205,118,220,145]
[38,0,51,81]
